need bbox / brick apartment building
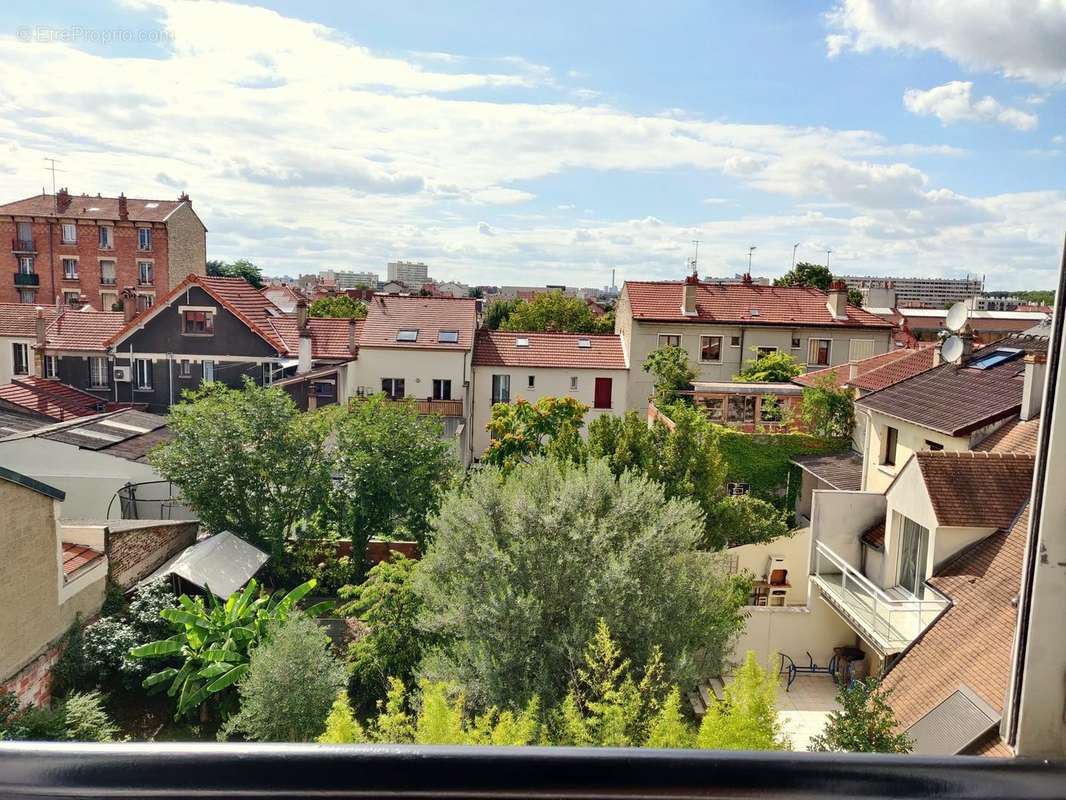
[0,189,207,311]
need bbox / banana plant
[131,578,334,718]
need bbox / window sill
[877,464,897,476]
[181,332,214,337]
[89,385,109,390]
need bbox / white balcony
[812,540,948,654]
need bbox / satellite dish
[945,301,969,333]
[941,335,964,364]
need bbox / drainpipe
[47,220,57,306]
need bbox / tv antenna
[748,245,757,273]
[945,301,969,333]
[825,248,832,269]
[44,158,64,212]
[689,239,700,277]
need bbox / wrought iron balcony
[12,238,36,253]
[14,272,39,286]
[812,540,948,654]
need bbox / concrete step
[708,676,726,701]
[687,690,705,718]
[698,683,713,709]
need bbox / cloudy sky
[0,0,1063,289]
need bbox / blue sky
[0,0,1063,289]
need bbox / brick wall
[328,539,420,564]
[107,521,198,589]
[0,639,64,709]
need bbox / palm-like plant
[131,578,333,718]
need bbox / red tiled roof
[623,281,892,328]
[975,416,1041,456]
[62,542,104,577]
[882,505,1029,747]
[793,348,926,390]
[916,451,1034,529]
[860,520,885,549]
[45,310,125,351]
[0,193,185,222]
[849,347,936,392]
[267,317,361,360]
[472,330,627,369]
[0,304,62,338]
[0,377,101,420]
[360,295,477,350]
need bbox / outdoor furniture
[779,651,838,691]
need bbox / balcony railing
[12,238,36,253]
[101,276,117,286]
[812,540,948,654]
[14,272,39,286]
[353,395,464,417]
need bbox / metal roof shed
[139,531,268,599]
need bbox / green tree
[499,291,604,333]
[220,613,347,742]
[645,688,696,748]
[416,458,750,710]
[809,678,912,753]
[799,374,856,439]
[467,286,485,299]
[847,288,864,308]
[366,677,416,743]
[641,345,696,406]
[484,298,521,330]
[735,350,803,383]
[774,262,832,292]
[482,396,590,472]
[308,295,368,319]
[586,411,657,476]
[150,379,335,561]
[207,258,265,289]
[332,395,456,561]
[708,494,790,549]
[57,691,120,742]
[318,691,365,743]
[696,651,788,750]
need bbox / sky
[0,0,1063,290]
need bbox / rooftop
[61,542,104,578]
[38,409,171,462]
[45,309,125,351]
[0,303,61,338]
[473,330,627,369]
[0,377,103,421]
[915,451,1035,529]
[792,451,864,492]
[793,347,936,393]
[361,295,477,350]
[975,416,1041,456]
[0,192,186,222]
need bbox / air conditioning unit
[113,365,131,382]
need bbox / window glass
[808,338,831,366]
[884,426,899,466]
[381,378,405,399]
[89,357,108,387]
[701,396,724,421]
[138,261,154,285]
[491,374,510,404]
[658,334,681,348]
[203,361,215,382]
[432,379,452,401]
[98,226,113,248]
[62,258,78,279]
[727,395,756,423]
[61,223,76,243]
[100,260,116,285]
[135,359,152,389]
[12,343,28,375]
[396,329,418,342]
[183,310,214,335]
[700,335,722,362]
[437,330,459,343]
[138,228,152,250]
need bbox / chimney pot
[56,187,71,213]
[296,298,309,332]
[681,275,698,316]
[121,287,138,324]
[348,318,359,356]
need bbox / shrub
[0,691,119,742]
[696,651,788,750]
[809,678,912,753]
[641,345,695,406]
[318,691,365,744]
[60,691,120,742]
[735,351,803,383]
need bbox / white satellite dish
[941,335,964,364]
[945,301,969,333]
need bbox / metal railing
[813,540,948,651]
[14,272,39,286]
[11,238,36,253]
[352,395,464,417]
[106,480,196,521]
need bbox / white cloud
[1053,135,1066,145]
[826,0,1066,85]
[903,81,1039,130]
[477,221,495,236]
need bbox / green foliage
[150,379,335,561]
[309,295,367,319]
[276,530,353,595]
[645,688,695,748]
[367,677,416,743]
[60,691,121,742]
[484,298,521,330]
[207,258,264,289]
[482,396,590,472]
[847,288,864,308]
[799,374,856,439]
[221,614,347,742]
[416,458,749,711]
[0,691,119,742]
[641,345,696,406]
[773,262,832,292]
[586,411,658,475]
[696,651,788,751]
[809,678,912,753]
[498,291,612,334]
[1003,289,1055,307]
[318,691,366,743]
[708,494,790,549]
[131,578,332,719]
[338,554,426,707]
[735,349,803,383]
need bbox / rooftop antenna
[690,239,700,278]
[825,248,832,269]
[792,243,800,268]
[44,158,63,212]
[748,245,757,273]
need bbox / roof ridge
[917,450,1036,461]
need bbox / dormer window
[515,337,530,348]
[437,330,459,344]
[577,338,591,348]
[396,329,418,342]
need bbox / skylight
[749,308,760,316]
[437,330,459,343]
[967,348,1023,370]
[396,329,418,342]
[515,338,530,347]
[577,338,591,348]
[144,202,159,209]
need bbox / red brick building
[0,189,207,310]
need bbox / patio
[776,674,840,751]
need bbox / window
[100,260,116,286]
[62,258,78,280]
[100,292,117,311]
[396,329,418,342]
[138,227,152,251]
[134,359,152,390]
[657,334,681,348]
[381,377,405,399]
[759,395,783,422]
[17,289,35,304]
[700,396,724,421]
[515,338,529,348]
[808,338,832,367]
[925,440,944,452]
[12,343,28,376]
[179,360,192,378]
[63,291,80,306]
[491,374,510,404]
[755,346,777,359]
[729,335,742,347]
[136,294,154,311]
[16,256,34,274]
[138,261,154,285]
[312,381,335,399]
[897,516,930,596]
[182,310,214,335]
[791,336,801,349]
[432,379,452,401]
[261,363,272,385]
[883,425,899,466]
[570,376,579,392]
[527,375,535,389]
[699,335,722,363]
[203,361,215,382]
[60,223,76,244]
[43,355,58,379]
[89,357,108,388]
[727,395,756,423]
[577,338,591,349]
[594,377,612,409]
[98,226,113,249]
[15,222,32,245]
[437,330,459,344]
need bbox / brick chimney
[118,193,129,221]
[348,318,359,356]
[826,280,848,321]
[121,287,138,323]
[296,299,312,373]
[56,187,71,213]
[681,274,699,317]
[296,298,308,331]
[1021,353,1047,421]
[178,191,190,204]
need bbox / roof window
[749,308,760,316]
[577,338,591,348]
[437,330,459,344]
[396,329,418,342]
[967,348,1023,370]
[515,337,530,347]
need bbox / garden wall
[105,520,199,588]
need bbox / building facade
[386,261,429,288]
[840,274,984,309]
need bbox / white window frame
[491,374,511,404]
[657,333,682,348]
[432,378,452,401]
[17,289,36,304]
[202,360,215,383]
[178,360,192,379]
[729,335,742,348]
[62,257,78,280]
[12,343,29,376]
[699,335,723,363]
[569,376,579,392]
[98,226,113,249]
[43,355,58,379]
[17,256,34,275]
[527,375,535,389]
[137,227,152,251]
[807,338,832,367]
[89,357,108,388]
[138,261,154,286]
[381,377,404,398]
[100,292,117,311]
[62,291,80,306]
[134,359,153,391]
[882,425,899,467]
[60,223,77,244]
[755,346,778,359]
[99,259,117,286]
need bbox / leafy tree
[586,411,657,476]
[484,298,521,330]
[309,295,367,319]
[735,350,803,383]
[809,678,912,753]
[641,345,696,406]
[645,688,696,748]
[696,651,788,750]
[847,288,864,308]
[131,578,331,719]
[207,258,265,289]
[332,395,457,561]
[654,404,728,545]
[774,262,832,292]
[366,677,416,743]
[150,379,335,561]
[708,494,790,550]
[318,691,365,743]
[415,458,750,710]
[799,374,856,439]
[337,553,426,707]
[482,396,589,471]
[499,291,609,333]
[220,614,347,742]
[467,286,485,299]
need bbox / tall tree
[799,374,856,439]
[735,350,803,383]
[499,291,610,333]
[696,651,789,750]
[484,298,521,330]
[773,262,832,292]
[482,396,589,471]
[308,295,367,318]
[809,678,912,753]
[641,345,696,406]
[207,258,265,289]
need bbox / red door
[593,377,612,409]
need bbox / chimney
[178,191,190,204]
[1021,353,1047,421]
[681,274,698,317]
[56,187,71,213]
[118,193,129,221]
[848,360,860,383]
[121,287,138,323]
[826,280,848,321]
[296,298,308,331]
[348,318,359,356]
[296,299,312,373]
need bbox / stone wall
[106,520,198,588]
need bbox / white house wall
[862,410,968,492]
[730,590,857,670]
[728,527,814,606]
[0,336,38,385]
[343,347,471,404]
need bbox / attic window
[749,308,760,316]
[515,337,530,348]
[396,329,418,342]
[967,348,1023,370]
[437,330,459,344]
[577,338,591,348]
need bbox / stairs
[687,677,726,718]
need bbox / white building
[386,261,429,288]
[840,274,984,308]
[320,270,379,289]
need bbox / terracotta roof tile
[0,193,185,222]
[0,304,62,338]
[361,295,477,350]
[849,347,937,392]
[975,416,1041,456]
[267,317,360,360]
[45,310,124,351]
[62,542,104,576]
[860,520,885,549]
[916,451,1034,528]
[623,281,892,328]
[0,377,102,420]
[472,330,627,369]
